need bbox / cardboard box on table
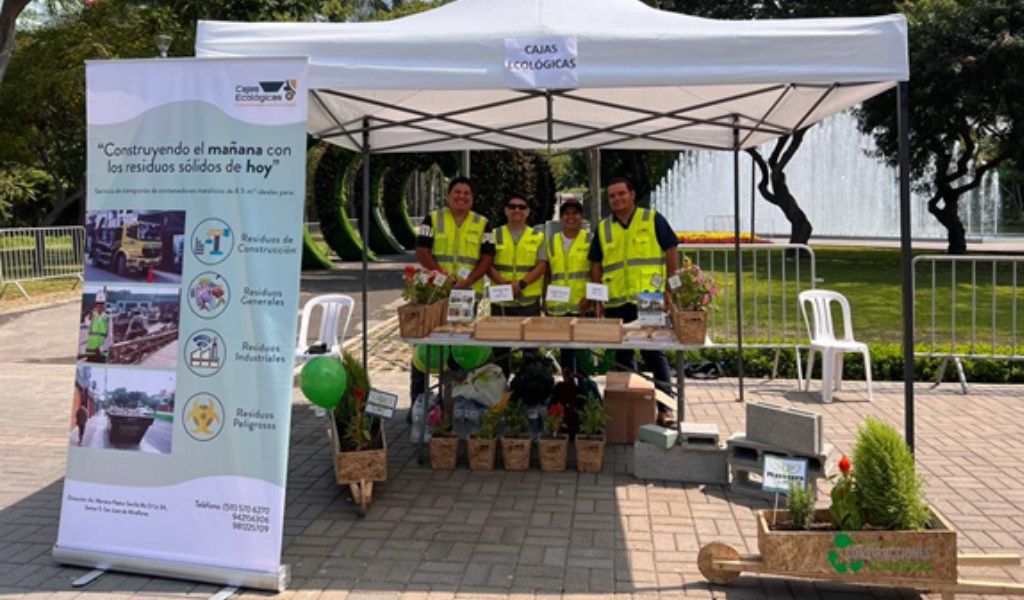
[604,372,657,444]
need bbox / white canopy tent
[195,0,918,445]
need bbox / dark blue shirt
[587,208,678,262]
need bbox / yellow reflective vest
[86,309,109,355]
[430,208,488,294]
[546,230,591,316]
[597,208,665,307]
[493,225,545,306]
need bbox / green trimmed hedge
[667,342,1024,384]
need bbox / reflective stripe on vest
[598,208,664,307]
[546,231,591,316]
[432,208,487,293]
[493,225,545,306]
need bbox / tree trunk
[746,141,814,245]
[927,189,967,255]
[0,0,31,90]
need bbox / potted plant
[575,393,607,473]
[538,403,568,472]
[666,258,719,343]
[329,352,386,515]
[710,416,957,584]
[500,399,531,471]
[427,403,458,470]
[467,402,502,471]
[397,266,455,338]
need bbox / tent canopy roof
[195,0,908,152]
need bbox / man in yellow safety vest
[410,176,495,402]
[545,197,591,374]
[589,177,679,425]
[83,291,111,363]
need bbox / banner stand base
[53,545,289,592]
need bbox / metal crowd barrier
[913,254,1024,392]
[0,226,85,299]
[678,243,816,379]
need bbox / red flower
[404,265,416,277]
[838,454,851,476]
[547,404,564,417]
[427,404,444,428]
[354,387,365,404]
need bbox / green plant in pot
[850,416,929,530]
[575,395,607,473]
[501,399,531,471]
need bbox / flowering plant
[427,403,452,436]
[334,352,375,451]
[545,403,564,436]
[828,454,863,530]
[668,258,719,311]
[402,265,456,305]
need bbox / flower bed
[676,232,770,244]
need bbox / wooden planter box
[523,317,573,342]
[756,507,958,583]
[575,435,606,473]
[501,437,532,471]
[398,299,448,338]
[467,437,497,471]
[571,318,623,343]
[473,316,526,341]
[668,304,707,344]
[538,436,568,472]
[429,434,459,470]
[330,418,387,485]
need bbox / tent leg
[362,119,371,375]
[897,81,915,452]
[732,121,745,402]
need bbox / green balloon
[300,356,348,409]
[413,345,450,373]
[575,348,617,376]
[451,345,492,370]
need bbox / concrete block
[726,433,834,474]
[632,441,729,484]
[745,401,823,456]
[677,422,720,449]
[637,424,678,449]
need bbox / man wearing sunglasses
[487,194,547,376]
[589,177,680,427]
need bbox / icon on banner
[183,393,224,441]
[184,329,225,376]
[191,218,234,265]
[188,272,230,319]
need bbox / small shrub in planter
[501,399,531,471]
[851,416,929,531]
[786,481,815,530]
[575,394,608,474]
[538,403,568,472]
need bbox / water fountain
[652,111,1000,239]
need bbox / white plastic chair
[799,290,873,403]
[295,294,354,364]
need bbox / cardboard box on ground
[604,372,657,444]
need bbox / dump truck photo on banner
[54,57,308,591]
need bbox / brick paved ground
[1,304,1023,600]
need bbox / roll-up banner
[54,58,309,591]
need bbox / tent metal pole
[733,119,745,402]
[750,156,756,240]
[461,151,470,177]
[586,148,601,224]
[898,81,915,452]
[361,119,371,375]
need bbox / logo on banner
[234,79,299,106]
[188,272,230,319]
[183,393,225,441]
[504,36,579,90]
[184,329,226,376]
[192,218,234,265]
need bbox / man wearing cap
[488,194,547,376]
[83,292,111,363]
[545,197,591,375]
[589,177,679,425]
[410,176,494,404]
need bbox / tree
[856,0,1024,254]
[746,129,814,244]
[0,0,32,91]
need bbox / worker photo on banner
[70,365,175,454]
[78,284,181,367]
[84,209,186,285]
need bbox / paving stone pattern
[1,304,1024,599]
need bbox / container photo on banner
[54,57,309,592]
